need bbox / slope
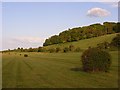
[43,33,117,50]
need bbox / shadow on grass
[70,67,83,72]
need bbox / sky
[1,1,119,50]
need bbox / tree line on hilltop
[43,22,120,46]
[2,22,120,53]
[3,33,120,53]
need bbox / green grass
[2,51,118,88]
[43,33,117,50]
[2,33,119,88]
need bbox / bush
[56,47,61,53]
[69,44,75,51]
[97,42,110,49]
[38,47,42,52]
[81,47,111,72]
[48,48,55,53]
[24,54,28,57]
[110,34,120,48]
[63,47,69,53]
[74,47,81,52]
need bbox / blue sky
[2,2,119,50]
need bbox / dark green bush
[48,48,56,53]
[74,47,81,52]
[81,48,111,72]
[38,47,43,52]
[97,42,110,49]
[56,47,61,53]
[24,54,28,57]
[69,44,75,51]
[110,34,120,48]
[63,47,69,53]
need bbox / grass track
[2,51,118,88]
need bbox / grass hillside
[2,33,119,88]
[43,33,117,50]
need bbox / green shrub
[24,54,28,57]
[81,47,111,72]
[48,48,55,53]
[56,47,61,53]
[38,47,42,52]
[63,47,69,53]
[110,34,120,48]
[97,42,110,49]
[74,47,81,52]
[69,44,75,51]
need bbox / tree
[81,47,112,72]
[28,47,33,52]
[63,47,69,53]
[56,47,61,53]
[43,22,118,46]
[69,44,75,51]
[38,47,42,52]
[110,34,120,48]
[43,39,51,46]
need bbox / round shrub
[63,47,69,53]
[48,48,55,53]
[56,47,61,53]
[81,48,111,72]
[75,47,81,52]
[24,54,28,57]
[69,44,75,51]
[111,34,120,48]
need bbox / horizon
[1,2,119,50]
[1,21,119,51]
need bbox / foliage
[48,48,56,53]
[63,47,69,53]
[43,22,119,46]
[81,47,112,72]
[69,44,75,51]
[24,54,28,57]
[56,47,61,53]
[97,42,110,49]
[74,47,81,52]
[38,47,43,52]
[110,34,120,48]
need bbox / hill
[43,33,117,50]
[43,22,119,46]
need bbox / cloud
[13,36,45,43]
[87,8,111,17]
[2,36,45,50]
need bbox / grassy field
[2,51,118,88]
[43,33,117,50]
[2,33,119,88]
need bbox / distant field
[2,51,118,88]
[43,33,117,50]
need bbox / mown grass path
[2,51,118,88]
